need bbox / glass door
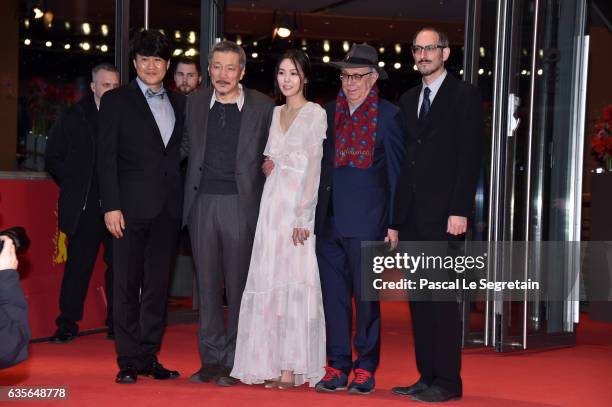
[490,0,588,351]
[462,0,589,351]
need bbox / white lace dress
[230,102,327,387]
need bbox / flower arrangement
[24,77,81,134]
[591,104,612,171]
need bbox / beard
[417,59,443,76]
[178,84,195,94]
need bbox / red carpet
[1,302,611,406]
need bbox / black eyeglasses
[339,72,373,82]
[411,44,446,54]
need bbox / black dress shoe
[216,375,239,387]
[48,330,76,344]
[138,362,180,380]
[190,365,219,383]
[411,386,461,402]
[392,380,429,396]
[115,367,138,384]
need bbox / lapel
[128,80,166,151]
[406,87,420,137]
[197,88,214,164]
[235,88,257,160]
[416,73,456,137]
[80,93,99,142]
[165,89,181,149]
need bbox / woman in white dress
[230,49,327,388]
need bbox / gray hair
[91,62,119,81]
[208,40,247,70]
[412,27,450,48]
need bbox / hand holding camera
[0,236,18,270]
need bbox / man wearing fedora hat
[313,43,405,395]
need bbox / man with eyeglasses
[312,43,405,395]
[97,30,186,384]
[173,56,202,95]
[391,28,483,402]
[181,40,274,387]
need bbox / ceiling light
[82,23,91,35]
[378,61,385,68]
[323,40,330,52]
[173,49,183,56]
[101,44,108,52]
[24,38,31,45]
[81,42,91,51]
[342,41,350,52]
[188,31,196,44]
[394,62,401,69]
[64,43,71,50]
[395,43,402,54]
[45,41,52,47]
[33,8,44,19]
[101,24,109,37]
[322,55,330,63]
[275,14,293,38]
[251,52,258,58]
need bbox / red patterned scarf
[334,84,379,169]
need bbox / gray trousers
[188,193,254,371]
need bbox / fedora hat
[330,43,388,80]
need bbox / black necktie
[419,87,431,119]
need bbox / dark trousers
[316,216,381,374]
[112,209,180,370]
[56,201,113,334]
[188,194,253,371]
[399,212,462,395]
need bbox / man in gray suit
[182,41,274,387]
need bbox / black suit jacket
[97,80,186,220]
[45,93,100,235]
[393,73,483,230]
[181,86,274,229]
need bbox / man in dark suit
[45,63,119,344]
[182,41,274,387]
[313,43,405,395]
[98,30,186,384]
[391,28,483,403]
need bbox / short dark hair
[175,56,201,74]
[413,27,450,48]
[208,41,246,70]
[91,62,119,81]
[130,29,172,61]
[274,49,312,99]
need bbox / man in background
[45,63,119,343]
[174,56,202,96]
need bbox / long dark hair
[274,49,312,101]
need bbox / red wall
[0,177,108,339]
